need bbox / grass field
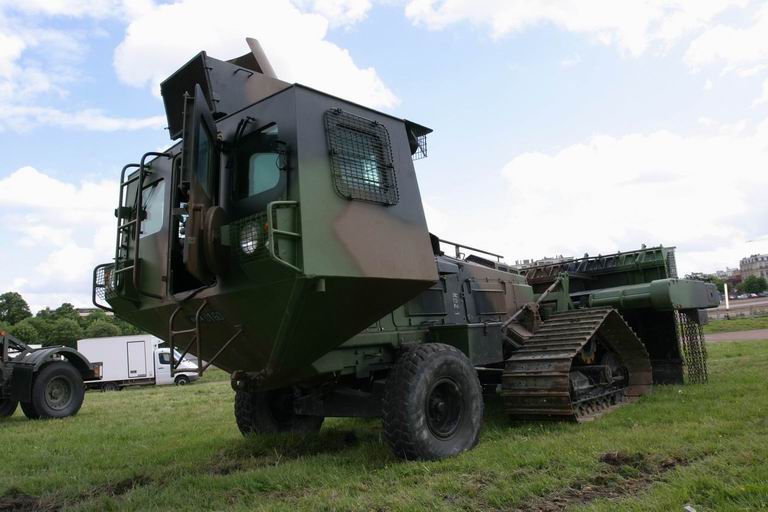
[704,315,768,334]
[2,341,767,512]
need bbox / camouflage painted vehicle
[93,39,719,460]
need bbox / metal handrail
[438,238,504,262]
[266,201,302,272]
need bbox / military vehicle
[93,39,719,460]
[0,331,99,420]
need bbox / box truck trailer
[77,335,199,391]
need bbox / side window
[140,179,165,238]
[324,109,398,205]
[234,124,283,201]
[158,352,171,365]
[247,153,280,196]
[195,121,214,195]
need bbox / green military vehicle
[93,39,719,460]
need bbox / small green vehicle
[93,39,719,460]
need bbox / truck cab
[155,347,199,386]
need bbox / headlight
[239,222,260,255]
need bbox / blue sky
[1,0,768,311]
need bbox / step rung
[171,329,197,336]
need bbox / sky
[1,0,768,312]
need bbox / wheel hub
[425,378,463,439]
[45,377,73,411]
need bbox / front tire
[30,362,85,419]
[235,388,323,435]
[175,375,190,386]
[383,343,483,460]
[0,399,18,418]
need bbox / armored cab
[95,39,438,391]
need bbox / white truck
[77,335,199,391]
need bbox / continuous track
[502,307,652,422]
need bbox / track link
[502,307,652,422]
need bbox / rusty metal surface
[502,307,653,422]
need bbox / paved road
[706,329,768,342]
[714,297,768,311]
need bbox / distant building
[76,307,113,317]
[715,267,739,279]
[740,254,768,280]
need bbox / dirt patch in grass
[86,474,152,498]
[0,488,59,512]
[0,475,153,512]
[515,452,690,512]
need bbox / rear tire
[235,388,323,435]
[383,343,483,460]
[30,362,84,419]
[175,375,190,386]
[0,399,18,418]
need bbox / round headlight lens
[239,222,260,255]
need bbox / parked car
[77,335,199,391]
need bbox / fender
[9,347,97,402]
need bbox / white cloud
[685,4,768,72]
[503,123,768,274]
[0,0,128,19]
[0,167,118,310]
[425,118,768,276]
[113,0,397,109]
[0,105,165,132]
[405,0,744,56]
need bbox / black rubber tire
[175,375,190,386]
[382,343,483,460]
[102,382,120,392]
[20,401,39,420]
[30,362,85,419]
[0,399,18,418]
[234,388,323,435]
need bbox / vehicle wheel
[235,388,323,435]
[382,343,483,460]
[175,375,190,386]
[102,382,120,392]
[20,401,39,419]
[0,399,18,418]
[30,362,85,419]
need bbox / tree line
[0,292,141,348]
[702,275,768,295]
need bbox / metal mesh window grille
[412,133,428,160]
[675,310,708,384]
[324,109,398,205]
[93,263,117,307]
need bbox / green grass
[704,315,768,334]
[2,341,768,511]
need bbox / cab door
[155,351,172,385]
[179,83,220,285]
